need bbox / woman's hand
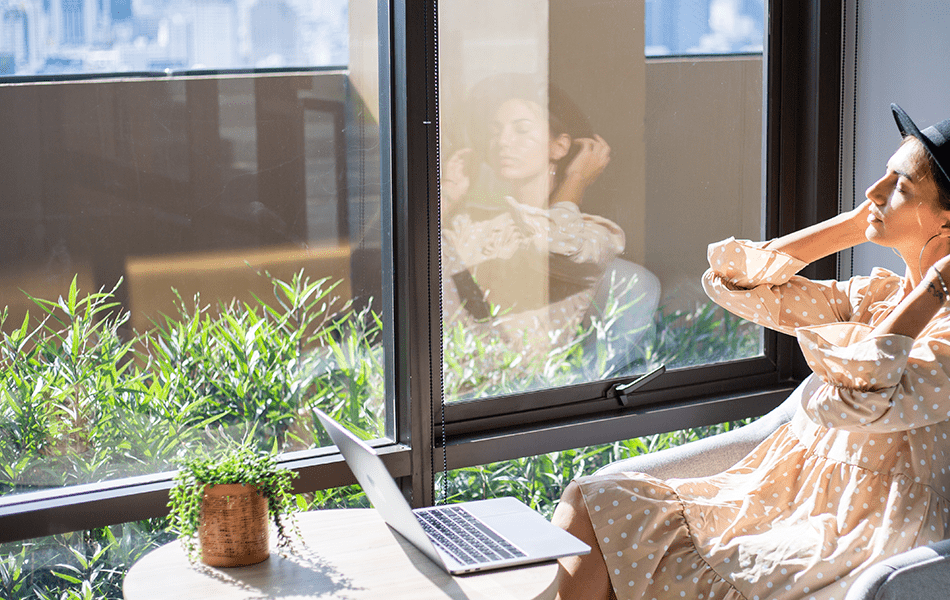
[846,199,874,229]
[871,235,950,341]
[552,135,610,207]
[563,135,611,189]
[921,255,950,302]
[443,148,473,212]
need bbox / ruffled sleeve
[702,238,852,336]
[796,319,950,432]
[704,237,806,288]
[511,200,625,284]
[445,199,625,281]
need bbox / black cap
[891,103,950,193]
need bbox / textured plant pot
[198,483,270,567]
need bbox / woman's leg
[552,480,612,600]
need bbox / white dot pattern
[579,428,950,600]
[573,237,950,599]
[441,198,625,358]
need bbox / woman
[553,104,950,600]
[441,76,625,360]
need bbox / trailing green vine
[167,438,299,561]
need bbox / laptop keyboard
[415,505,527,566]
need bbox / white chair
[583,258,661,375]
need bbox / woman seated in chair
[553,104,950,600]
[441,74,625,364]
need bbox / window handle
[608,364,666,406]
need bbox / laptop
[315,409,590,575]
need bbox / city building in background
[0,0,348,75]
[0,0,762,77]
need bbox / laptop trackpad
[462,497,590,558]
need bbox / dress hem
[579,474,748,600]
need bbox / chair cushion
[594,390,798,480]
[845,539,950,600]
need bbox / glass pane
[0,1,388,496]
[439,0,765,402]
[0,0,348,76]
[434,418,750,512]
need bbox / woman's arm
[870,254,950,340]
[703,239,857,337]
[503,199,624,284]
[550,135,611,207]
[763,197,950,341]
[765,199,872,264]
[703,200,875,336]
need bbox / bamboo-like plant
[0,269,760,598]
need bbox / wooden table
[123,508,559,600]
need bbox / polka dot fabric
[579,423,950,600]
[442,197,624,355]
[575,238,950,599]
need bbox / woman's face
[488,99,551,182]
[865,139,945,251]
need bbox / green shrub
[0,271,759,599]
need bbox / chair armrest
[593,392,798,480]
[845,539,950,600]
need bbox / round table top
[123,508,559,600]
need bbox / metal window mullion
[442,386,795,471]
[0,445,413,545]
[391,0,440,509]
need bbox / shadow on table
[389,528,474,600]
[193,544,362,599]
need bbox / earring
[549,164,556,178]
[918,232,948,280]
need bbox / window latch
[608,364,665,406]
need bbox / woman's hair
[547,84,593,190]
[902,135,950,210]
[464,73,593,192]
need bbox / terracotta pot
[198,483,270,567]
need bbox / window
[0,0,347,76]
[433,0,797,471]
[0,0,391,512]
[1,0,843,571]
[439,1,766,408]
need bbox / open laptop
[315,408,590,575]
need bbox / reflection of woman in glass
[554,105,950,599]
[441,75,625,359]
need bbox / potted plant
[167,439,299,567]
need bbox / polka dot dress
[442,197,624,356]
[576,238,950,599]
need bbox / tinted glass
[0,0,387,495]
[0,0,347,76]
[439,0,766,402]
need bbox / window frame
[435,0,845,471]
[0,0,843,544]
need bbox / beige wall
[550,1,646,264]
[439,0,549,112]
[644,55,764,310]
[437,1,552,315]
[126,244,351,334]
[348,0,379,122]
[438,6,761,313]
